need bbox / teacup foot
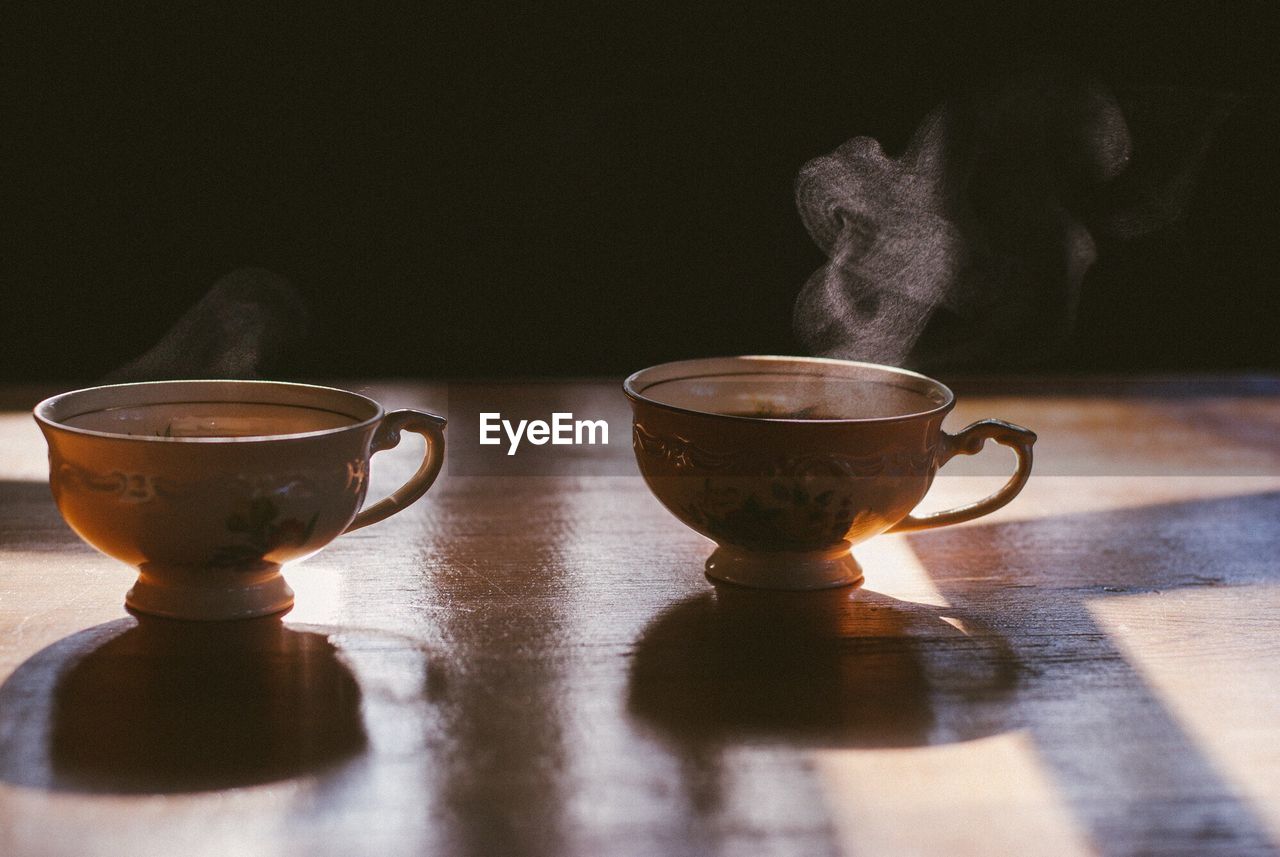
[705,543,864,590]
[125,561,295,621]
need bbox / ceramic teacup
[624,356,1036,589]
[35,380,446,620]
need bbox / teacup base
[125,561,295,621]
[705,543,864,590]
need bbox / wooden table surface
[2,378,1279,857]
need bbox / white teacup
[35,380,445,620]
[625,356,1036,589]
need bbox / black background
[3,1,1277,381]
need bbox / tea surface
[64,402,360,438]
[642,375,944,420]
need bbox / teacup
[624,356,1035,589]
[35,380,446,620]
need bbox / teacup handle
[888,419,1036,533]
[344,409,447,533]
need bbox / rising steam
[794,65,1237,370]
[105,267,308,382]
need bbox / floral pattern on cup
[632,422,938,549]
[211,497,320,568]
[672,476,878,549]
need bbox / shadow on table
[628,584,1019,751]
[900,489,1280,855]
[627,491,1280,853]
[0,479,83,552]
[0,614,367,794]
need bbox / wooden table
[2,378,1278,857]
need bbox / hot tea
[64,402,358,439]
[640,374,945,421]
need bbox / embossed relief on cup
[53,461,184,503]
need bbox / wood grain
[1,378,1278,857]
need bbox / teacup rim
[623,355,955,424]
[33,379,385,444]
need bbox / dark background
[2,1,1277,381]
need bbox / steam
[105,267,308,382]
[794,65,1237,370]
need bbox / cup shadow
[0,614,367,794]
[0,479,83,551]
[627,583,1019,751]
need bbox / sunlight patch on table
[0,551,124,669]
[859,536,950,607]
[0,781,305,857]
[812,731,1095,857]
[916,475,1280,526]
[1087,585,1280,843]
[283,561,346,624]
[0,414,52,481]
